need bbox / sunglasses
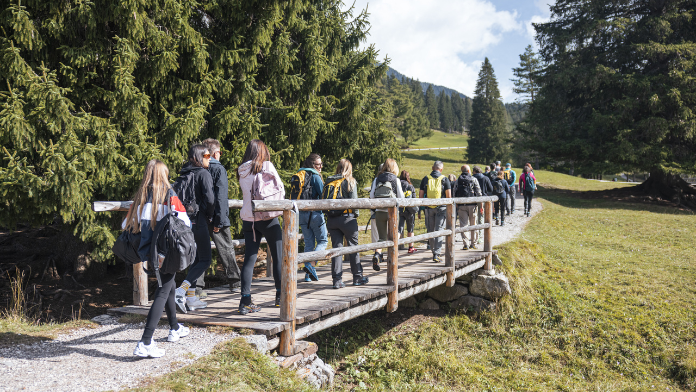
[314,162,323,167]
[203,153,211,159]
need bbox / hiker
[485,166,491,174]
[323,159,369,288]
[238,139,284,314]
[419,161,452,262]
[472,166,493,244]
[503,163,517,215]
[455,165,482,249]
[194,138,241,299]
[369,158,404,270]
[290,153,327,282]
[495,161,502,173]
[519,164,537,217]
[125,160,191,358]
[487,163,498,183]
[448,173,458,195]
[399,170,418,254]
[369,164,384,246]
[173,144,214,312]
[492,171,510,226]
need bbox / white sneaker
[186,296,208,310]
[167,324,190,342]
[175,288,187,314]
[133,340,165,358]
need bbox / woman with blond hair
[369,158,404,270]
[123,159,191,358]
[324,159,369,288]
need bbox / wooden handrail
[94,195,498,356]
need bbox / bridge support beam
[484,201,493,271]
[386,205,399,313]
[445,203,456,287]
[279,208,298,356]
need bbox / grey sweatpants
[327,215,363,282]
[425,207,446,256]
[476,203,485,244]
[196,225,241,291]
[457,204,478,245]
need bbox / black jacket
[180,162,214,221]
[207,158,230,228]
[473,173,493,196]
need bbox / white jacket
[238,160,285,222]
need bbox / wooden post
[445,202,456,287]
[133,264,148,305]
[484,200,493,271]
[279,209,298,356]
[386,205,399,313]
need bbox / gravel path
[1,319,238,392]
[2,195,542,392]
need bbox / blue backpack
[524,174,536,193]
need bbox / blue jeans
[299,211,328,263]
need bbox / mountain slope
[387,67,468,100]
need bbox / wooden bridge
[94,196,498,355]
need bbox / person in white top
[368,158,404,271]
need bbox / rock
[456,274,473,284]
[279,353,303,368]
[400,296,418,308]
[414,292,428,301]
[492,253,503,266]
[469,273,511,301]
[427,284,468,302]
[301,342,318,358]
[451,295,496,312]
[244,335,268,354]
[418,298,440,310]
[90,315,118,325]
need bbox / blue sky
[347,0,552,102]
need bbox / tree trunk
[636,170,696,210]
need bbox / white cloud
[349,0,523,97]
[526,0,552,45]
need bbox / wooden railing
[94,195,498,355]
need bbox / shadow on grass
[401,152,463,163]
[536,185,694,215]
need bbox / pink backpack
[250,168,284,221]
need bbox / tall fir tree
[437,91,454,133]
[467,58,510,163]
[424,84,439,129]
[511,45,541,104]
[0,0,398,262]
[528,0,696,207]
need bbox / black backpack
[150,197,197,287]
[172,171,199,218]
[455,174,476,198]
[112,229,141,265]
[493,179,505,195]
[289,170,315,200]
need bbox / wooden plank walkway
[108,248,495,339]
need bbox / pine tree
[437,91,454,133]
[424,84,439,129]
[467,58,510,164]
[450,94,465,133]
[528,0,696,207]
[0,0,398,262]
[511,45,541,104]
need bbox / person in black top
[472,166,493,245]
[194,138,242,297]
[419,161,451,262]
[492,171,511,226]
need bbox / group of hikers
[124,138,536,358]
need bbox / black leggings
[494,196,507,223]
[142,272,178,345]
[242,218,282,297]
[524,191,534,212]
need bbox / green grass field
[403,130,468,149]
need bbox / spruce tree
[511,45,541,104]
[437,91,454,133]
[424,84,439,129]
[0,0,398,261]
[467,58,509,163]
[528,0,696,207]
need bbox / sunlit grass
[402,130,468,149]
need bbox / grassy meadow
[402,130,468,150]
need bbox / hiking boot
[229,283,241,294]
[238,302,261,315]
[133,340,165,358]
[495,219,500,226]
[167,324,190,342]
[333,280,346,289]
[433,255,442,263]
[407,247,417,254]
[501,221,506,226]
[303,264,319,281]
[469,243,477,250]
[353,276,369,286]
[462,243,469,250]
[372,252,381,271]
[275,292,281,307]
[186,296,207,311]
[304,273,312,282]
[195,287,208,300]
[174,288,188,314]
